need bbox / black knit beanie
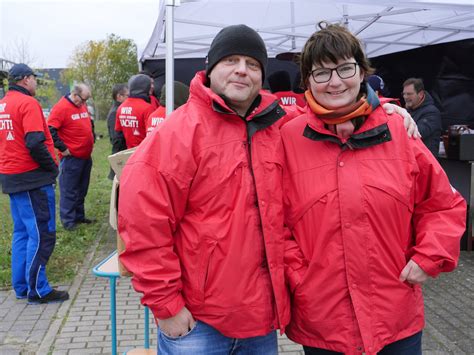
[206,24,268,82]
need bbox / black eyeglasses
[76,93,88,103]
[311,63,359,83]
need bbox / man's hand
[158,307,196,337]
[399,259,429,285]
[62,148,71,156]
[382,103,421,139]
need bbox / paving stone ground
[0,225,472,354]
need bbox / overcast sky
[0,0,161,68]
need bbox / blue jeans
[158,320,277,355]
[303,331,422,355]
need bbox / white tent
[141,0,474,110]
[142,0,474,60]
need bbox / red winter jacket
[118,71,290,338]
[281,106,466,354]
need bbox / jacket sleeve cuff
[411,253,444,278]
[151,293,186,320]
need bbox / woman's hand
[399,259,429,284]
[382,103,421,139]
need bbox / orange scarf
[304,88,378,125]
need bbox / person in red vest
[267,70,305,107]
[0,63,69,304]
[48,83,95,231]
[146,81,189,135]
[114,74,155,149]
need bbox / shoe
[77,218,95,224]
[63,223,77,231]
[28,289,69,304]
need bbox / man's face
[118,89,129,103]
[24,75,37,96]
[403,84,423,110]
[208,55,262,115]
[72,89,91,106]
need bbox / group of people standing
[0,20,465,354]
[0,65,95,303]
[117,23,466,355]
[106,72,190,162]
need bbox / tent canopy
[141,0,474,61]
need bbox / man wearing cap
[114,74,155,149]
[118,25,289,353]
[48,83,95,230]
[0,63,69,304]
[367,74,401,106]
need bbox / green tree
[62,34,138,120]
[36,73,61,109]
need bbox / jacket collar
[9,85,32,96]
[129,94,151,103]
[65,94,84,108]
[303,106,392,149]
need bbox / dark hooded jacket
[408,91,441,157]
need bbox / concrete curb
[37,222,109,354]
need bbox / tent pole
[165,0,177,115]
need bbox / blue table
[92,251,154,355]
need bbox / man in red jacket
[0,64,69,304]
[118,25,290,354]
[48,83,94,231]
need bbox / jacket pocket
[197,241,218,302]
[160,320,199,340]
[290,265,309,294]
[364,181,413,212]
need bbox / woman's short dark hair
[300,22,374,87]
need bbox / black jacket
[408,91,442,157]
[107,101,120,145]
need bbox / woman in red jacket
[281,22,466,355]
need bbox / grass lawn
[0,119,112,289]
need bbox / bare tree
[1,38,37,65]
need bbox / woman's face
[308,57,364,110]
